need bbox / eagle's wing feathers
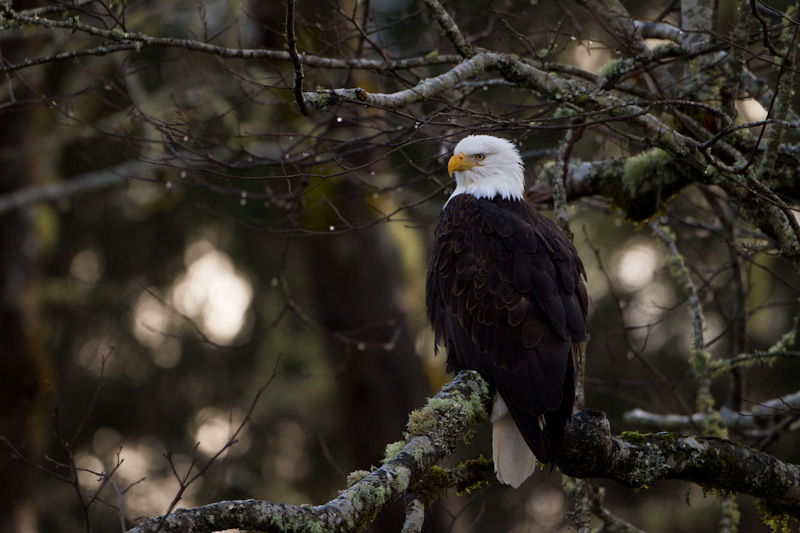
[427,194,587,464]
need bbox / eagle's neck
[444,161,525,208]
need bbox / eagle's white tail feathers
[491,394,537,488]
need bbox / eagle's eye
[475,154,486,161]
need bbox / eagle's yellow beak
[448,152,476,176]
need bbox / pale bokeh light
[613,243,661,292]
[86,434,204,522]
[526,487,565,528]
[70,248,104,287]
[194,407,251,458]
[150,337,182,368]
[269,419,310,483]
[622,280,675,350]
[74,452,105,489]
[75,335,118,376]
[93,426,123,457]
[130,239,254,353]
[644,38,670,50]
[736,97,768,123]
[171,239,253,344]
[132,291,171,349]
[123,461,201,522]
[569,40,612,74]
[116,442,158,485]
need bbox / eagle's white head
[446,135,525,205]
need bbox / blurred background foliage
[1,0,800,531]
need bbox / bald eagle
[426,135,588,487]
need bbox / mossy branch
[125,372,800,532]
[126,371,491,533]
[558,410,800,518]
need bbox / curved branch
[421,0,475,58]
[127,371,490,533]
[127,372,800,532]
[303,51,700,162]
[559,410,800,517]
[0,9,461,73]
[303,53,497,112]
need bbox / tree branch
[624,389,800,431]
[0,160,148,216]
[0,8,461,73]
[559,410,800,517]
[284,0,308,116]
[127,371,491,533]
[421,0,476,58]
[125,372,800,532]
[302,52,498,112]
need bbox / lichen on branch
[127,373,800,532]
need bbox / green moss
[424,397,452,412]
[622,148,670,193]
[407,406,434,436]
[454,457,492,495]
[382,440,405,464]
[756,499,797,532]
[553,107,577,119]
[343,467,409,531]
[346,470,370,487]
[620,430,647,445]
[655,432,683,447]
[407,377,488,444]
[412,465,452,506]
[721,496,741,532]
[268,505,326,533]
[591,148,687,221]
[409,459,492,507]
[598,58,624,80]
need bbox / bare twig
[624,388,800,432]
[587,485,646,533]
[284,0,308,115]
[420,0,475,58]
[154,353,283,530]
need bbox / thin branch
[650,222,724,436]
[551,119,585,241]
[420,0,475,58]
[284,0,308,116]
[0,10,462,73]
[650,223,705,353]
[0,160,149,216]
[587,485,647,533]
[624,388,800,431]
[155,353,283,528]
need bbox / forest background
[2,0,800,531]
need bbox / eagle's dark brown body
[426,194,588,465]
